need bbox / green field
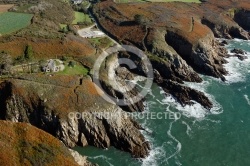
[58,62,89,76]
[0,12,33,35]
[72,11,92,25]
[116,0,201,3]
[88,37,114,49]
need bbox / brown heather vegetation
[0,0,98,63]
[0,120,79,166]
[94,0,250,47]
[0,36,96,59]
[4,74,107,117]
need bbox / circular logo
[93,45,154,106]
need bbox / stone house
[42,59,60,73]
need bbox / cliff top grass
[72,11,92,25]
[0,120,78,166]
[88,37,114,49]
[57,60,89,76]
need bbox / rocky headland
[0,0,250,162]
[0,74,150,158]
[91,0,250,109]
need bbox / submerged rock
[231,48,246,55]
[236,54,248,61]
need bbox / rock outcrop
[91,0,250,108]
[0,75,150,158]
[69,149,96,166]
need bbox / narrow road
[88,9,121,47]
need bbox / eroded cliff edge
[0,0,250,161]
[0,75,150,158]
[92,0,250,108]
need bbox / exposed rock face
[0,75,150,158]
[154,70,212,109]
[0,120,91,166]
[231,48,246,55]
[91,0,250,108]
[69,149,95,166]
[96,53,145,112]
[165,30,227,80]
[234,10,250,31]
[92,0,250,80]
[147,29,202,83]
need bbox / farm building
[42,59,62,73]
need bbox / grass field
[0,12,33,35]
[116,0,201,3]
[72,11,92,25]
[58,61,89,75]
[88,37,114,49]
[0,4,14,13]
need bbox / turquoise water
[75,39,250,166]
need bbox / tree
[134,14,150,25]
[24,45,34,73]
[24,45,33,61]
[0,52,12,75]
[60,56,68,61]
[68,61,76,67]
[62,26,68,33]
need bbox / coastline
[75,38,250,165]
[0,0,250,165]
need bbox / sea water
[75,39,250,166]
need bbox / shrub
[24,45,33,61]
[60,56,68,61]
[68,61,76,67]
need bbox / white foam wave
[88,155,114,166]
[160,88,222,119]
[157,78,222,119]
[181,121,192,136]
[142,145,166,166]
[203,118,221,124]
[222,39,250,83]
[141,126,166,166]
[184,81,223,116]
[140,103,166,166]
[244,95,250,106]
[147,101,157,107]
[160,89,165,94]
[223,55,250,83]
[165,121,182,163]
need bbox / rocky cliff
[92,0,250,109]
[0,75,149,158]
